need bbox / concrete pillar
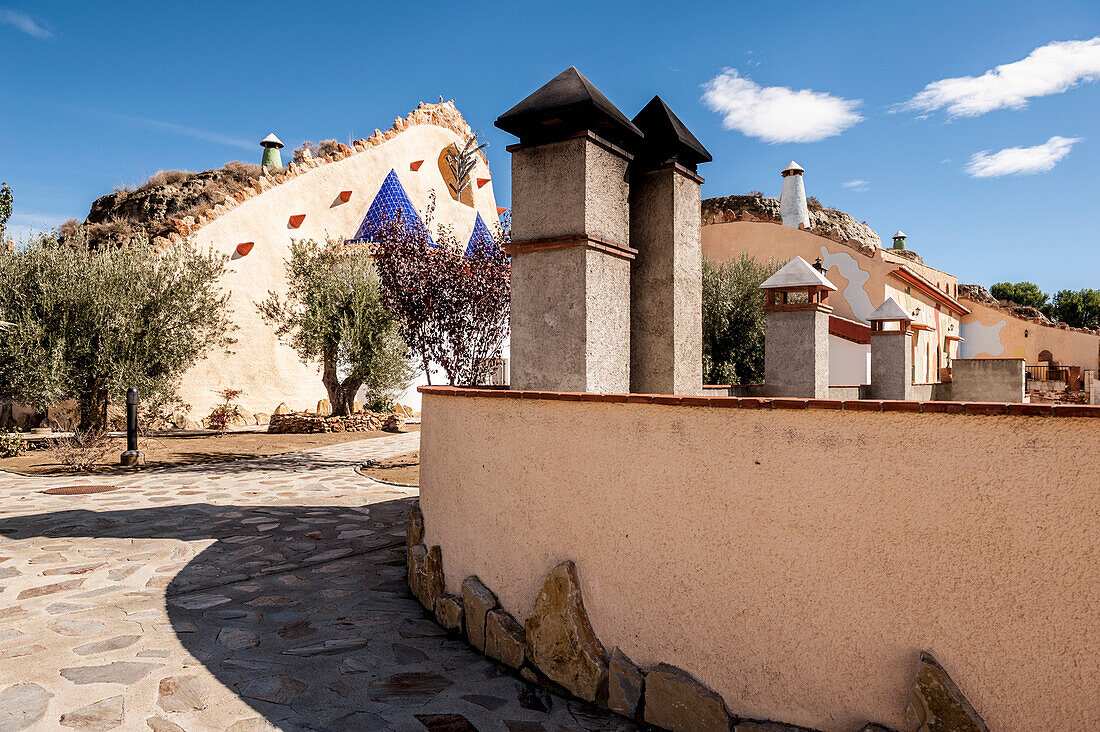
[628,96,711,395]
[868,297,915,400]
[764,307,831,398]
[759,257,837,399]
[496,67,643,393]
[870,330,913,400]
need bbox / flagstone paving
[0,434,639,732]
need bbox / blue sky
[1,0,1098,291]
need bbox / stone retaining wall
[267,412,386,433]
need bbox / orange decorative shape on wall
[339,190,352,202]
[288,214,306,228]
[236,242,255,257]
[477,177,490,188]
[410,160,424,171]
[497,207,508,216]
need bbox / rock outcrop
[702,194,882,251]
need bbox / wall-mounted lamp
[1024,329,1029,338]
[813,257,826,274]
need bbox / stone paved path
[0,434,639,732]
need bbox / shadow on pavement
[0,500,641,731]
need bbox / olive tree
[258,237,413,415]
[0,231,234,430]
[702,253,781,385]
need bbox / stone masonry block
[485,608,526,669]
[525,561,607,702]
[643,663,730,732]
[905,651,988,732]
[434,593,464,633]
[607,647,644,719]
[461,576,498,653]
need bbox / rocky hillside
[702,194,883,252]
[78,162,273,248]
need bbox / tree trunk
[78,383,108,432]
[321,350,342,415]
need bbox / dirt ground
[360,450,420,485]
[0,427,419,476]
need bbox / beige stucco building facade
[703,221,968,385]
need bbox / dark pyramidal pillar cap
[495,67,643,149]
[631,96,711,171]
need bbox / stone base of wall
[406,502,989,732]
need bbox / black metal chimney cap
[631,96,712,171]
[495,67,643,149]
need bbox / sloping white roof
[893,230,907,238]
[261,133,284,148]
[759,256,837,291]
[867,297,912,321]
[782,160,805,174]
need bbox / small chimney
[779,161,809,228]
[260,133,284,169]
[892,230,907,250]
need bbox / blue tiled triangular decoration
[349,169,434,245]
[464,212,497,257]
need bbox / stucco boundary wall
[417,385,1099,731]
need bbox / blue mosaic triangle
[349,169,434,245]
[464,212,497,256]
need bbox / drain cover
[42,485,118,495]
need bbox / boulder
[461,576,498,652]
[485,609,526,669]
[316,398,332,416]
[643,663,730,732]
[607,647,644,719]
[524,561,607,702]
[253,413,269,426]
[273,402,290,415]
[434,593,464,633]
[382,414,406,432]
[352,401,363,414]
[905,651,988,732]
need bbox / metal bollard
[120,387,145,467]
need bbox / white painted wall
[182,123,499,419]
[829,335,870,385]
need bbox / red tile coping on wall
[417,386,1100,418]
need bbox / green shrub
[0,430,26,458]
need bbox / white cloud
[842,179,869,191]
[702,69,863,143]
[964,136,1081,178]
[0,7,51,38]
[902,38,1100,117]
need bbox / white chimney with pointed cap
[779,160,810,228]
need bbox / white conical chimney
[779,161,809,228]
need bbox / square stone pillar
[870,330,914,400]
[867,297,915,401]
[759,257,836,399]
[764,307,831,398]
[497,67,643,393]
[628,97,711,395]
